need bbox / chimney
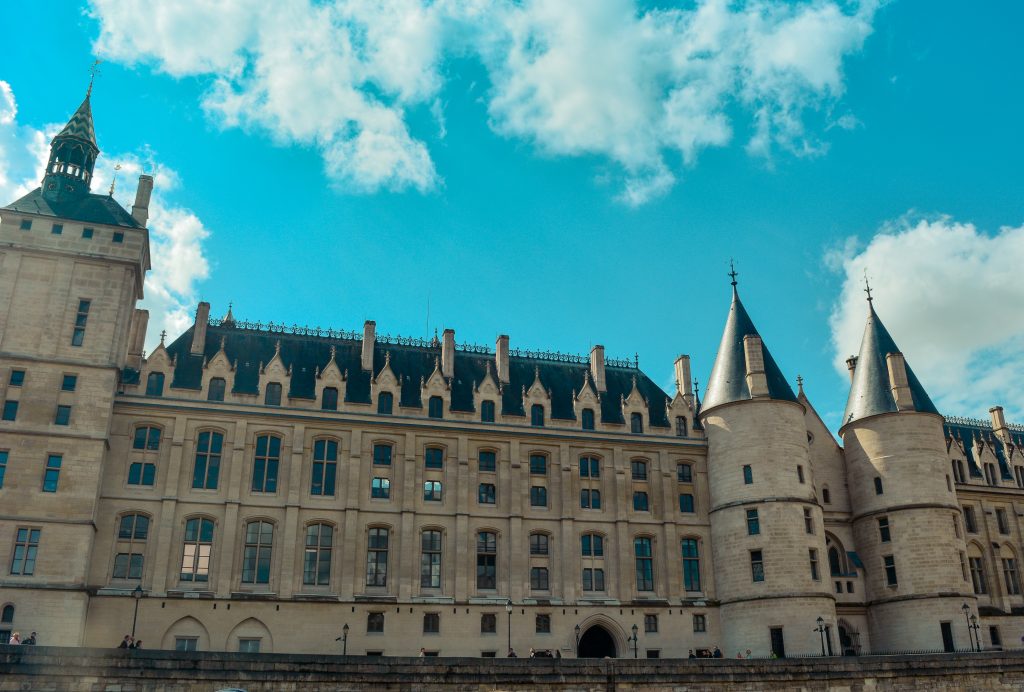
[674,355,692,398]
[590,345,606,392]
[131,175,154,227]
[990,406,1010,443]
[190,302,210,355]
[442,328,455,378]
[845,355,858,383]
[361,321,376,372]
[885,352,914,411]
[495,335,510,384]
[743,335,769,397]
[126,309,149,369]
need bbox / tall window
[631,460,648,481]
[952,459,965,484]
[481,400,495,422]
[321,387,339,411]
[582,533,605,592]
[750,550,765,582]
[874,476,883,495]
[192,431,223,489]
[530,533,549,555]
[42,454,61,492]
[969,556,987,594]
[377,391,393,414]
[884,555,898,586]
[581,408,595,430]
[424,480,443,501]
[634,537,654,592]
[477,531,497,589]
[809,549,820,581]
[478,483,496,504]
[630,412,643,433]
[743,465,753,484]
[677,463,692,483]
[421,530,442,588]
[644,614,658,633]
[531,404,544,427]
[425,447,444,469]
[481,613,496,633]
[583,567,605,591]
[180,518,214,582]
[311,439,337,496]
[54,404,71,425]
[373,444,392,466]
[478,450,496,472]
[746,509,760,535]
[303,523,332,586]
[428,396,443,418]
[113,514,149,580]
[371,477,390,499]
[804,508,814,534]
[9,370,24,387]
[682,538,701,592]
[207,377,226,402]
[530,486,547,507]
[530,567,550,590]
[61,374,76,391]
[241,521,273,584]
[0,450,7,489]
[675,416,687,437]
[146,372,165,396]
[10,528,40,575]
[366,528,389,587]
[129,426,161,486]
[2,400,18,421]
[878,517,891,543]
[822,487,832,504]
[71,299,90,346]
[997,508,1009,535]
[530,454,547,475]
[633,491,649,512]
[797,465,805,483]
[964,506,978,533]
[679,493,695,513]
[251,434,281,493]
[1003,557,1021,596]
[264,382,282,406]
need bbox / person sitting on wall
[688,649,696,659]
[712,646,722,658]
[131,640,143,650]
[23,632,36,645]
[507,648,517,658]
[118,635,132,649]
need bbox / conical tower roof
[702,286,797,412]
[53,93,98,150]
[841,303,938,429]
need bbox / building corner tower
[700,280,835,657]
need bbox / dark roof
[56,94,98,150]
[841,304,938,428]
[702,287,797,412]
[3,187,141,228]
[161,325,672,427]
[944,417,1023,481]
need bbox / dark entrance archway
[578,625,617,658]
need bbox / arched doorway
[578,625,617,658]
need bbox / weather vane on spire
[108,164,122,197]
[863,268,873,303]
[87,59,103,97]
[728,259,739,287]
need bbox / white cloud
[828,215,1024,421]
[89,0,878,203]
[0,80,210,354]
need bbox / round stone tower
[840,299,975,652]
[701,281,836,657]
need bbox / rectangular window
[1002,558,1021,595]
[0,450,7,489]
[884,555,898,586]
[530,533,549,555]
[10,527,40,575]
[238,638,261,653]
[750,550,765,582]
[478,450,496,472]
[746,509,760,536]
[633,491,649,512]
[581,488,601,509]
[970,556,987,594]
[480,400,495,422]
[377,392,393,414]
[582,568,605,591]
[581,534,603,557]
[241,521,274,584]
[71,299,90,347]
[682,538,701,592]
[425,447,443,469]
[804,508,814,534]
[530,566,549,590]
[2,400,18,421]
[423,612,440,634]
[424,480,442,502]
[192,431,222,490]
[19,219,31,230]
[997,508,1009,535]
[9,370,24,387]
[809,548,820,581]
[54,405,71,426]
[111,231,125,243]
[644,614,658,633]
[251,435,280,493]
[646,650,660,658]
[693,614,706,632]
[530,485,547,507]
[366,528,389,587]
[310,439,337,497]
[373,444,392,466]
[175,637,198,652]
[180,517,214,582]
[321,387,338,410]
[964,506,978,533]
[303,523,333,587]
[481,613,496,634]
[743,465,753,484]
[421,530,442,588]
[371,477,391,499]
[580,457,600,478]
[878,517,891,543]
[990,625,1002,648]
[631,460,648,481]
[634,537,654,592]
[112,553,145,580]
[535,613,551,634]
[675,416,687,437]
[679,493,695,513]
[476,532,497,589]
[797,465,805,483]
[367,611,384,633]
[61,374,77,391]
[42,454,61,492]
[530,454,547,475]
[677,464,692,483]
[51,223,63,235]
[82,227,94,239]
[478,483,496,505]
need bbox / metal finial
[159,330,167,345]
[87,59,102,97]
[796,375,804,394]
[863,268,873,303]
[693,378,700,396]
[728,259,739,287]
[108,164,122,197]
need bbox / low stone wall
[1,646,1022,691]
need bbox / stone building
[0,89,1022,658]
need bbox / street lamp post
[970,614,981,651]
[815,617,826,657]
[574,624,581,657]
[628,624,639,659]
[962,603,975,651]
[130,585,144,640]
[506,600,513,655]
[335,623,349,655]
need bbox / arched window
[303,523,333,587]
[241,521,274,584]
[321,387,338,411]
[181,517,214,582]
[874,477,883,495]
[113,513,149,580]
[367,527,390,587]
[264,382,282,406]
[207,377,226,402]
[146,372,165,397]
[192,431,223,489]
[477,531,497,589]
[829,546,843,577]
[529,532,549,555]
[421,530,442,588]
[581,408,595,430]
[681,538,701,592]
[129,426,161,486]
[634,537,654,592]
[675,416,688,437]
[480,400,495,423]
[531,404,544,427]
[1,604,13,623]
[311,438,337,497]
[428,396,443,419]
[630,412,643,434]
[968,546,987,595]
[378,391,394,415]
[251,434,281,493]
[822,486,832,504]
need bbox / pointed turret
[840,302,938,430]
[41,88,100,203]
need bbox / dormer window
[146,372,165,397]
[581,408,595,431]
[208,377,226,402]
[481,400,495,423]
[322,387,338,411]
[428,396,443,419]
[531,404,544,427]
[630,412,643,434]
[265,382,282,406]
[675,416,687,437]
[378,392,393,415]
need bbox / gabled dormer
[139,332,173,397]
[371,351,400,415]
[420,357,451,419]
[523,367,551,427]
[573,369,601,430]
[258,340,291,407]
[621,375,649,434]
[316,345,347,412]
[202,337,235,402]
[473,361,502,423]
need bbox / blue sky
[2,0,1023,430]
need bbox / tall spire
[41,73,101,203]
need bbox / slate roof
[160,324,673,427]
[702,287,797,412]
[2,187,141,228]
[944,417,1024,481]
[55,94,98,149]
[841,304,938,429]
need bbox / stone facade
[1,90,1023,662]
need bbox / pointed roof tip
[55,88,99,149]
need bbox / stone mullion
[151,414,186,594]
